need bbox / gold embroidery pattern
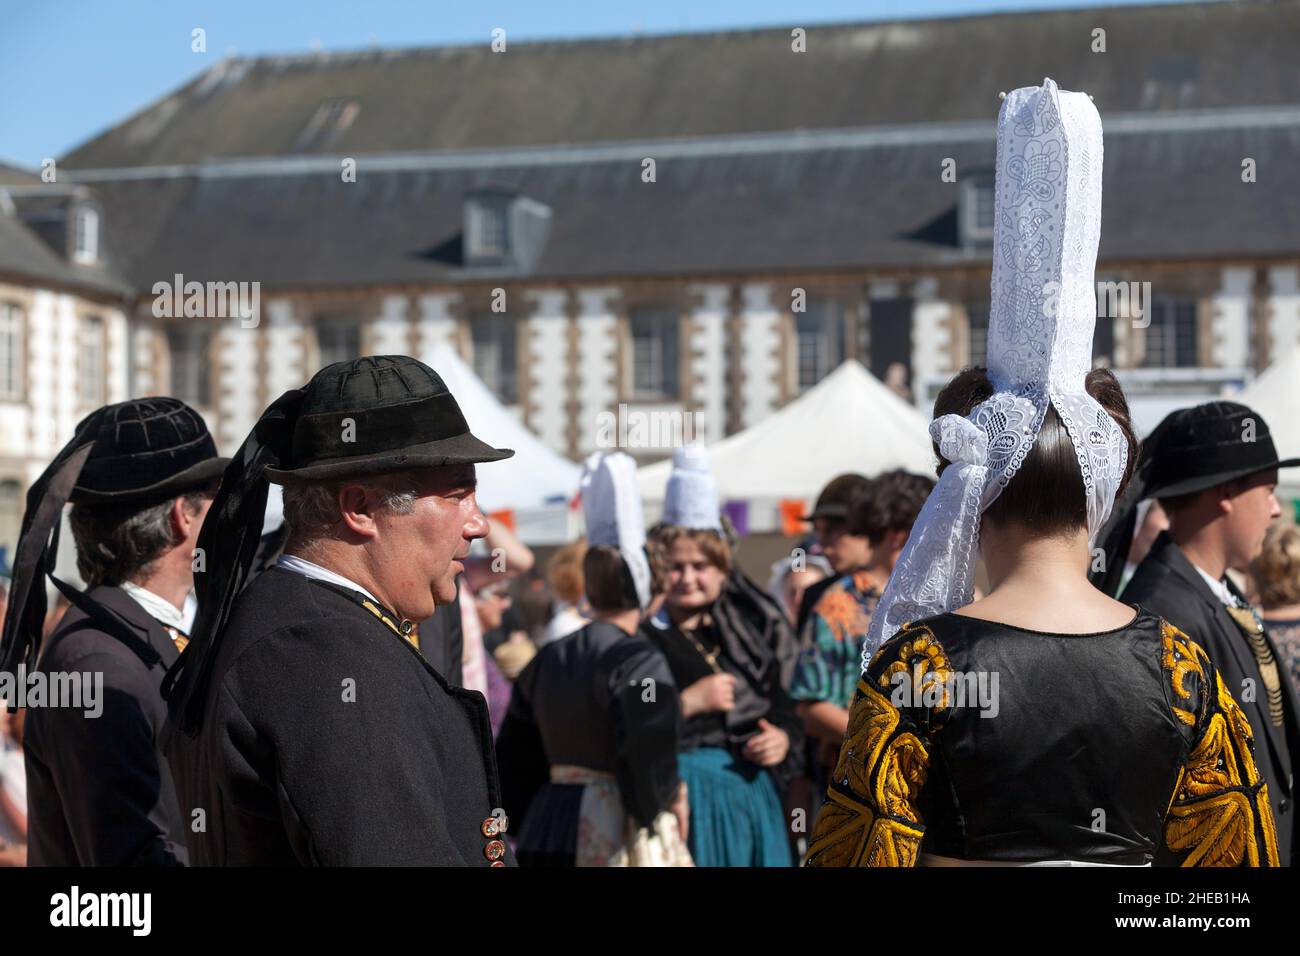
[807,627,946,868]
[875,623,955,731]
[1160,620,1207,727]
[1161,621,1279,867]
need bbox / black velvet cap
[71,398,228,504]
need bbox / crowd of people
[0,78,1297,868]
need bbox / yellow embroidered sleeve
[804,624,949,867]
[1160,622,1280,867]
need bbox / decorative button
[484,839,506,861]
[481,817,501,837]
[490,860,506,868]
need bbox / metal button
[490,860,506,868]
[484,839,506,861]
[481,817,501,837]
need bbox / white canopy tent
[424,343,582,543]
[1235,345,1300,500]
[637,360,937,531]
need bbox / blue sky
[1,0,1196,167]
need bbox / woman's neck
[981,523,1091,594]
[667,603,709,632]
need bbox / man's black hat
[1140,401,1299,500]
[72,398,229,503]
[1089,400,1298,597]
[265,355,512,482]
[164,355,515,734]
[0,398,227,677]
[802,472,871,523]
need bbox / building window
[167,326,212,407]
[465,196,510,263]
[961,177,996,244]
[78,315,106,406]
[73,205,99,264]
[0,303,22,400]
[1143,298,1198,368]
[795,300,844,392]
[316,317,361,368]
[0,479,21,567]
[471,315,518,404]
[629,308,680,399]
[967,301,990,366]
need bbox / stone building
[2,1,1299,557]
[0,163,131,562]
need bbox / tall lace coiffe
[863,78,1130,666]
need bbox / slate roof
[60,1,1300,170]
[69,108,1300,293]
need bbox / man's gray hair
[280,471,421,554]
[70,492,206,587]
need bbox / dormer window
[961,177,995,245]
[463,188,552,271]
[73,204,99,264]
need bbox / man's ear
[337,483,380,538]
[170,495,191,536]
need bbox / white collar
[276,553,381,607]
[1192,564,1239,608]
[120,581,187,631]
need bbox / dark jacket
[418,589,464,687]
[165,568,513,866]
[497,621,681,832]
[24,585,188,866]
[1123,531,1299,864]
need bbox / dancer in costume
[165,356,517,865]
[643,445,799,866]
[497,451,689,866]
[806,79,1277,867]
[1,398,225,865]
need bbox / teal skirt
[679,747,793,867]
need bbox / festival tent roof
[637,360,936,518]
[1235,346,1300,497]
[423,342,582,514]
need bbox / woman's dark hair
[848,470,936,544]
[932,367,1138,537]
[583,545,641,614]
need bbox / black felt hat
[1142,401,1300,500]
[1089,400,1299,598]
[264,355,513,481]
[71,398,229,503]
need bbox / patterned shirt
[1264,616,1300,699]
[790,570,881,709]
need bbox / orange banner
[778,499,808,536]
[487,509,516,533]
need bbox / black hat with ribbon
[164,355,514,734]
[0,398,228,678]
[1089,400,1298,596]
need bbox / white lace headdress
[862,78,1129,666]
[661,443,723,532]
[580,450,653,609]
